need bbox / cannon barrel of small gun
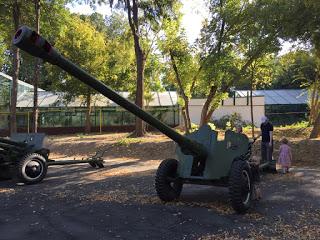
[13,26,208,160]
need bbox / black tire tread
[229,160,252,214]
[16,153,47,184]
[155,159,182,202]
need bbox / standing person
[278,138,292,174]
[259,116,273,164]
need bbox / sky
[67,1,294,54]
[67,0,208,44]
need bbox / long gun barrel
[13,26,207,160]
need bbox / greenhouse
[236,89,309,125]
[0,72,180,135]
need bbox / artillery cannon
[13,26,272,213]
[0,133,104,184]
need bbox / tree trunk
[184,99,191,131]
[85,93,91,134]
[134,50,146,137]
[309,82,316,125]
[32,0,41,133]
[200,86,217,126]
[182,99,191,133]
[310,111,320,138]
[181,107,189,133]
[250,70,255,138]
[10,0,20,135]
[169,50,191,133]
[204,105,217,124]
[127,0,146,137]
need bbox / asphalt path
[0,163,319,240]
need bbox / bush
[212,113,246,130]
[116,137,141,146]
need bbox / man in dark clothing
[259,116,273,164]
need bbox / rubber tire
[229,160,253,214]
[96,162,104,168]
[16,153,47,184]
[155,159,182,202]
[89,162,97,168]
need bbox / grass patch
[116,137,142,146]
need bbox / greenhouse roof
[0,72,45,93]
[16,91,178,108]
[235,89,308,105]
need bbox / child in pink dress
[278,138,292,173]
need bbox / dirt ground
[0,130,319,240]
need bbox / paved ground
[0,158,319,240]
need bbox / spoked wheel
[16,153,47,184]
[155,159,183,202]
[229,160,253,214]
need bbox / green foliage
[280,121,309,129]
[116,137,142,146]
[190,123,199,132]
[49,14,108,101]
[271,50,317,89]
[212,113,245,130]
[196,0,281,124]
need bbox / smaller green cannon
[13,26,273,213]
[0,133,49,184]
[0,133,104,184]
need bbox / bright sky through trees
[67,0,208,44]
[68,1,299,53]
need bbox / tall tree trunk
[250,70,255,138]
[200,86,217,126]
[309,82,316,125]
[310,111,320,138]
[169,50,191,133]
[10,0,20,135]
[181,99,191,133]
[181,107,189,133]
[126,0,146,137]
[85,93,92,134]
[134,51,146,137]
[184,99,191,131]
[32,0,41,133]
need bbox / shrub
[212,113,246,130]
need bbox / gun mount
[13,26,275,213]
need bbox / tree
[76,0,178,137]
[7,0,21,135]
[246,55,274,137]
[49,15,108,133]
[271,50,319,126]
[159,14,199,133]
[0,0,68,134]
[197,0,280,126]
[32,0,41,133]
[266,0,320,138]
[0,24,6,69]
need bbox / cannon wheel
[16,153,47,184]
[229,159,253,214]
[96,162,104,168]
[89,162,97,168]
[155,159,182,202]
